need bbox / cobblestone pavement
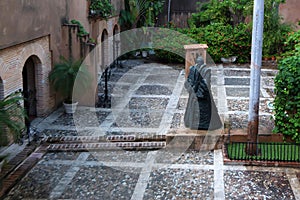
[2,60,300,199]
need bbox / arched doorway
[101,29,109,68]
[22,56,38,119]
[0,77,4,100]
[113,25,120,67]
[99,29,110,107]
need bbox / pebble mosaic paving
[3,61,300,199]
[224,170,295,199]
[144,168,214,200]
[60,166,140,200]
[5,150,299,199]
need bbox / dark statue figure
[184,56,222,130]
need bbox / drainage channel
[45,135,167,152]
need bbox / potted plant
[0,91,27,146]
[49,56,91,114]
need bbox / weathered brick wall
[0,36,54,116]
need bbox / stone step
[106,135,136,142]
[47,141,166,151]
[43,136,107,143]
[43,135,166,144]
[107,135,166,142]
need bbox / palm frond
[49,56,91,102]
[0,92,26,142]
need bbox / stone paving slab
[144,168,214,199]
[4,164,70,200]
[87,150,149,163]
[42,152,82,161]
[224,170,295,199]
[60,165,140,200]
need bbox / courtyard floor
[1,60,300,199]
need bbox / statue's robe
[184,64,222,130]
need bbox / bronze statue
[184,56,222,130]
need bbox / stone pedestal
[184,44,208,78]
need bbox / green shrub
[187,0,291,61]
[273,34,300,141]
[204,23,251,63]
[177,23,251,63]
[119,0,165,30]
[262,6,292,57]
[281,30,300,58]
[89,0,114,19]
[189,0,251,28]
[154,49,184,64]
[70,20,89,37]
[152,29,196,63]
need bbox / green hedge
[153,23,251,64]
[177,23,251,63]
[152,28,196,63]
[185,0,291,62]
[273,30,300,142]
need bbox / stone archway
[0,76,4,100]
[22,55,41,119]
[98,29,110,107]
[113,25,120,66]
[101,29,109,68]
[18,37,53,116]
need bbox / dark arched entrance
[101,29,109,68]
[98,29,110,107]
[113,25,120,66]
[0,76,4,100]
[22,56,38,119]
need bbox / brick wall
[0,36,54,117]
